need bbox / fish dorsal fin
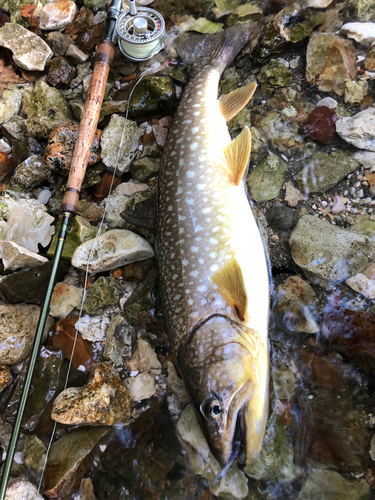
[219,82,256,122]
[210,257,248,321]
[222,126,251,186]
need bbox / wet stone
[0,365,11,393]
[76,478,97,500]
[50,282,83,319]
[345,0,375,22]
[75,22,105,55]
[0,23,52,71]
[306,33,357,96]
[258,59,292,94]
[103,191,130,229]
[130,142,162,182]
[48,215,101,262]
[125,372,156,402]
[266,205,295,231]
[44,427,109,499]
[11,155,52,190]
[344,80,368,106]
[5,478,43,500]
[0,260,69,304]
[247,154,288,202]
[46,31,73,56]
[0,85,24,126]
[87,169,120,200]
[52,362,132,426]
[51,315,95,371]
[70,98,128,123]
[123,269,162,328]
[22,81,72,139]
[101,114,143,174]
[40,0,76,30]
[0,304,54,365]
[46,56,77,87]
[290,215,375,284]
[346,263,375,299]
[365,46,375,71]
[77,199,104,223]
[4,346,63,431]
[43,122,101,174]
[336,108,375,151]
[103,315,136,365]
[83,276,124,315]
[1,117,44,167]
[75,315,110,342]
[65,44,89,63]
[128,76,176,120]
[297,150,359,194]
[300,105,337,144]
[128,338,162,376]
[273,276,320,334]
[0,240,47,271]
[22,435,46,473]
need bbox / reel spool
[116,0,165,62]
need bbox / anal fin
[219,82,256,122]
[222,126,251,185]
[210,257,247,321]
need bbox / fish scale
[156,26,270,467]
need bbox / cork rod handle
[61,39,116,215]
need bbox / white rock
[38,189,52,205]
[50,282,83,319]
[341,22,375,47]
[289,57,300,69]
[71,229,154,274]
[353,150,375,171]
[284,182,305,207]
[0,139,11,154]
[304,0,333,7]
[0,86,23,126]
[0,24,52,71]
[336,108,375,151]
[75,315,110,342]
[115,181,149,196]
[103,191,129,229]
[346,263,375,299]
[65,44,89,63]
[0,241,47,271]
[40,0,77,31]
[125,372,156,401]
[101,114,143,174]
[0,196,54,253]
[5,478,43,500]
[316,96,338,109]
[128,338,162,376]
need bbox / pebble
[115,181,149,196]
[40,0,77,31]
[50,282,83,319]
[0,241,47,271]
[5,478,43,500]
[284,181,305,207]
[346,263,375,299]
[75,315,110,342]
[51,362,132,426]
[300,106,337,144]
[332,195,347,213]
[71,229,154,275]
[336,108,375,151]
[125,372,156,401]
[65,44,89,63]
[38,188,52,205]
[317,97,337,110]
[340,22,375,47]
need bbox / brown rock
[50,315,95,371]
[45,56,77,87]
[0,365,11,393]
[300,106,337,144]
[365,46,375,71]
[75,22,105,55]
[88,170,122,201]
[46,31,73,56]
[306,33,357,96]
[43,122,101,174]
[51,362,132,426]
[64,8,94,35]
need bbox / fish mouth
[232,405,247,465]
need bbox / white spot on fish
[168,205,173,211]
[195,237,202,241]
[177,187,183,195]
[188,298,194,305]
[187,171,195,178]
[192,127,199,134]
[170,151,176,156]
[190,143,198,151]
[190,270,199,277]
[167,181,173,187]
[198,258,204,264]
[192,104,200,108]
[210,238,218,245]
[193,111,200,116]
[187,198,194,205]
[212,226,220,233]
[197,285,207,292]
[179,227,184,234]
[195,225,203,232]
[179,159,184,166]
[170,252,175,258]
[202,207,211,214]
[210,264,219,272]
[176,138,183,144]
[182,259,189,266]
[197,183,205,190]
[209,252,217,258]
[178,215,186,221]
[190,311,199,318]
[191,246,199,252]
[201,299,207,306]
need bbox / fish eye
[201,397,223,420]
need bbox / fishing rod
[0,1,165,497]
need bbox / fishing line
[37,69,148,493]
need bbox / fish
[156,25,270,468]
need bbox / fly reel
[116,0,165,62]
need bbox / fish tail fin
[173,25,252,74]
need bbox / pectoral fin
[210,258,247,321]
[222,126,251,185]
[219,82,257,122]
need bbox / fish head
[180,315,268,467]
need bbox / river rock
[46,56,77,87]
[1,117,44,167]
[75,315,110,342]
[346,0,375,22]
[341,22,375,46]
[0,365,11,393]
[104,191,129,229]
[44,427,109,499]
[129,76,176,120]
[77,199,104,223]
[285,181,305,207]
[365,46,375,70]
[65,44,89,63]
[43,123,101,174]
[51,362,132,426]
[258,59,292,94]
[0,304,54,365]
[46,31,73,56]
[40,0,77,30]
[346,263,375,299]
[48,215,101,261]
[0,197,54,253]
[11,155,52,190]
[247,154,288,202]
[297,150,359,194]
[50,282,83,319]
[101,115,143,174]
[125,372,156,401]
[0,23,52,71]
[0,85,23,126]
[336,108,375,151]
[5,478,43,500]
[297,469,370,500]
[70,98,128,123]
[130,142,162,182]
[300,105,337,144]
[344,80,368,105]
[0,241,47,271]
[22,81,72,139]
[316,96,338,109]
[128,338,162,376]
[103,316,136,365]
[83,277,124,316]
[290,215,375,284]
[72,229,154,275]
[22,435,46,473]
[266,206,295,231]
[273,276,319,333]
[115,181,149,197]
[306,33,357,96]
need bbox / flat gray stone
[0,23,52,71]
